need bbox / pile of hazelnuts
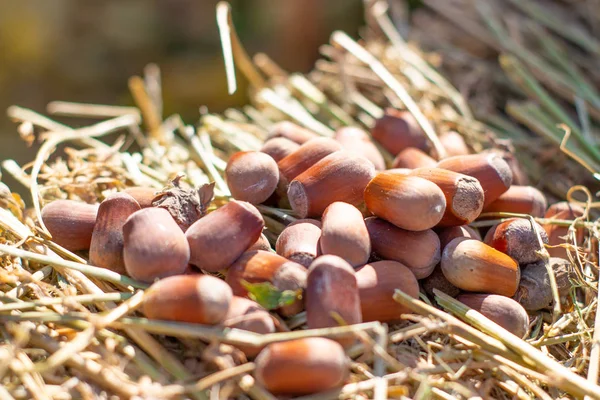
[39,109,579,396]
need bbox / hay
[0,2,598,398]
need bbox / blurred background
[0,0,364,174]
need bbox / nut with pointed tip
[485,150,528,186]
[254,337,348,396]
[225,151,279,204]
[260,137,300,162]
[392,147,436,169]
[440,131,470,157]
[334,127,385,170]
[364,172,446,231]
[288,151,375,218]
[355,260,419,322]
[371,109,428,155]
[41,200,98,251]
[123,208,190,282]
[410,167,484,226]
[483,185,547,217]
[143,274,232,324]
[186,200,264,272]
[249,233,272,252]
[436,225,481,250]
[123,187,158,208]
[306,255,362,343]
[320,202,370,267]
[457,293,529,338]
[277,137,342,187]
[484,218,549,265]
[365,217,440,279]
[89,192,141,274]
[276,219,322,267]
[441,238,520,297]
[267,121,318,144]
[226,250,307,316]
[222,296,276,357]
[436,153,513,207]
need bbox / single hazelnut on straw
[226,250,306,316]
[441,238,520,297]
[41,200,98,251]
[355,260,419,322]
[306,255,362,344]
[334,126,385,170]
[365,217,440,279]
[267,121,318,144]
[410,167,484,226]
[260,137,300,162]
[483,185,547,217]
[364,172,446,231]
[320,202,370,267]
[288,151,376,218]
[277,137,342,187]
[123,207,190,282]
[392,147,436,169]
[89,192,141,274]
[276,219,322,267]
[254,337,348,396]
[186,200,264,272]
[439,131,470,157]
[123,186,158,208]
[457,293,529,338]
[436,153,513,207]
[225,151,279,204]
[484,218,549,265]
[143,274,232,324]
[222,296,275,357]
[371,108,428,155]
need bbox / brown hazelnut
[392,147,436,169]
[41,200,98,251]
[371,109,428,155]
[225,151,279,204]
[457,293,529,337]
[276,219,322,267]
[320,202,370,267]
[334,126,385,170]
[484,218,549,264]
[260,137,300,162]
[267,121,318,144]
[483,185,547,217]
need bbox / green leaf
[240,280,301,310]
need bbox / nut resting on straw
[0,2,599,399]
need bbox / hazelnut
[143,274,232,324]
[89,192,141,274]
[222,296,275,357]
[320,202,370,267]
[277,137,342,187]
[355,260,419,322]
[41,200,98,251]
[276,219,322,267]
[484,218,549,264]
[254,337,348,395]
[392,147,436,169]
[483,185,547,217]
[440,131,470,157]
[186,200,264,272]
[288,151,375,218]
[123,187,158,208]
[267,121,318,144]
[441,238,520,297]
[225,151,279,204]
[436,225,481,249]
[260,137,300,162]
[371,109,428,155]
[457,293,529,338]
[123,207,190,282]
[365,217,440,279]
[364,173,446,231]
